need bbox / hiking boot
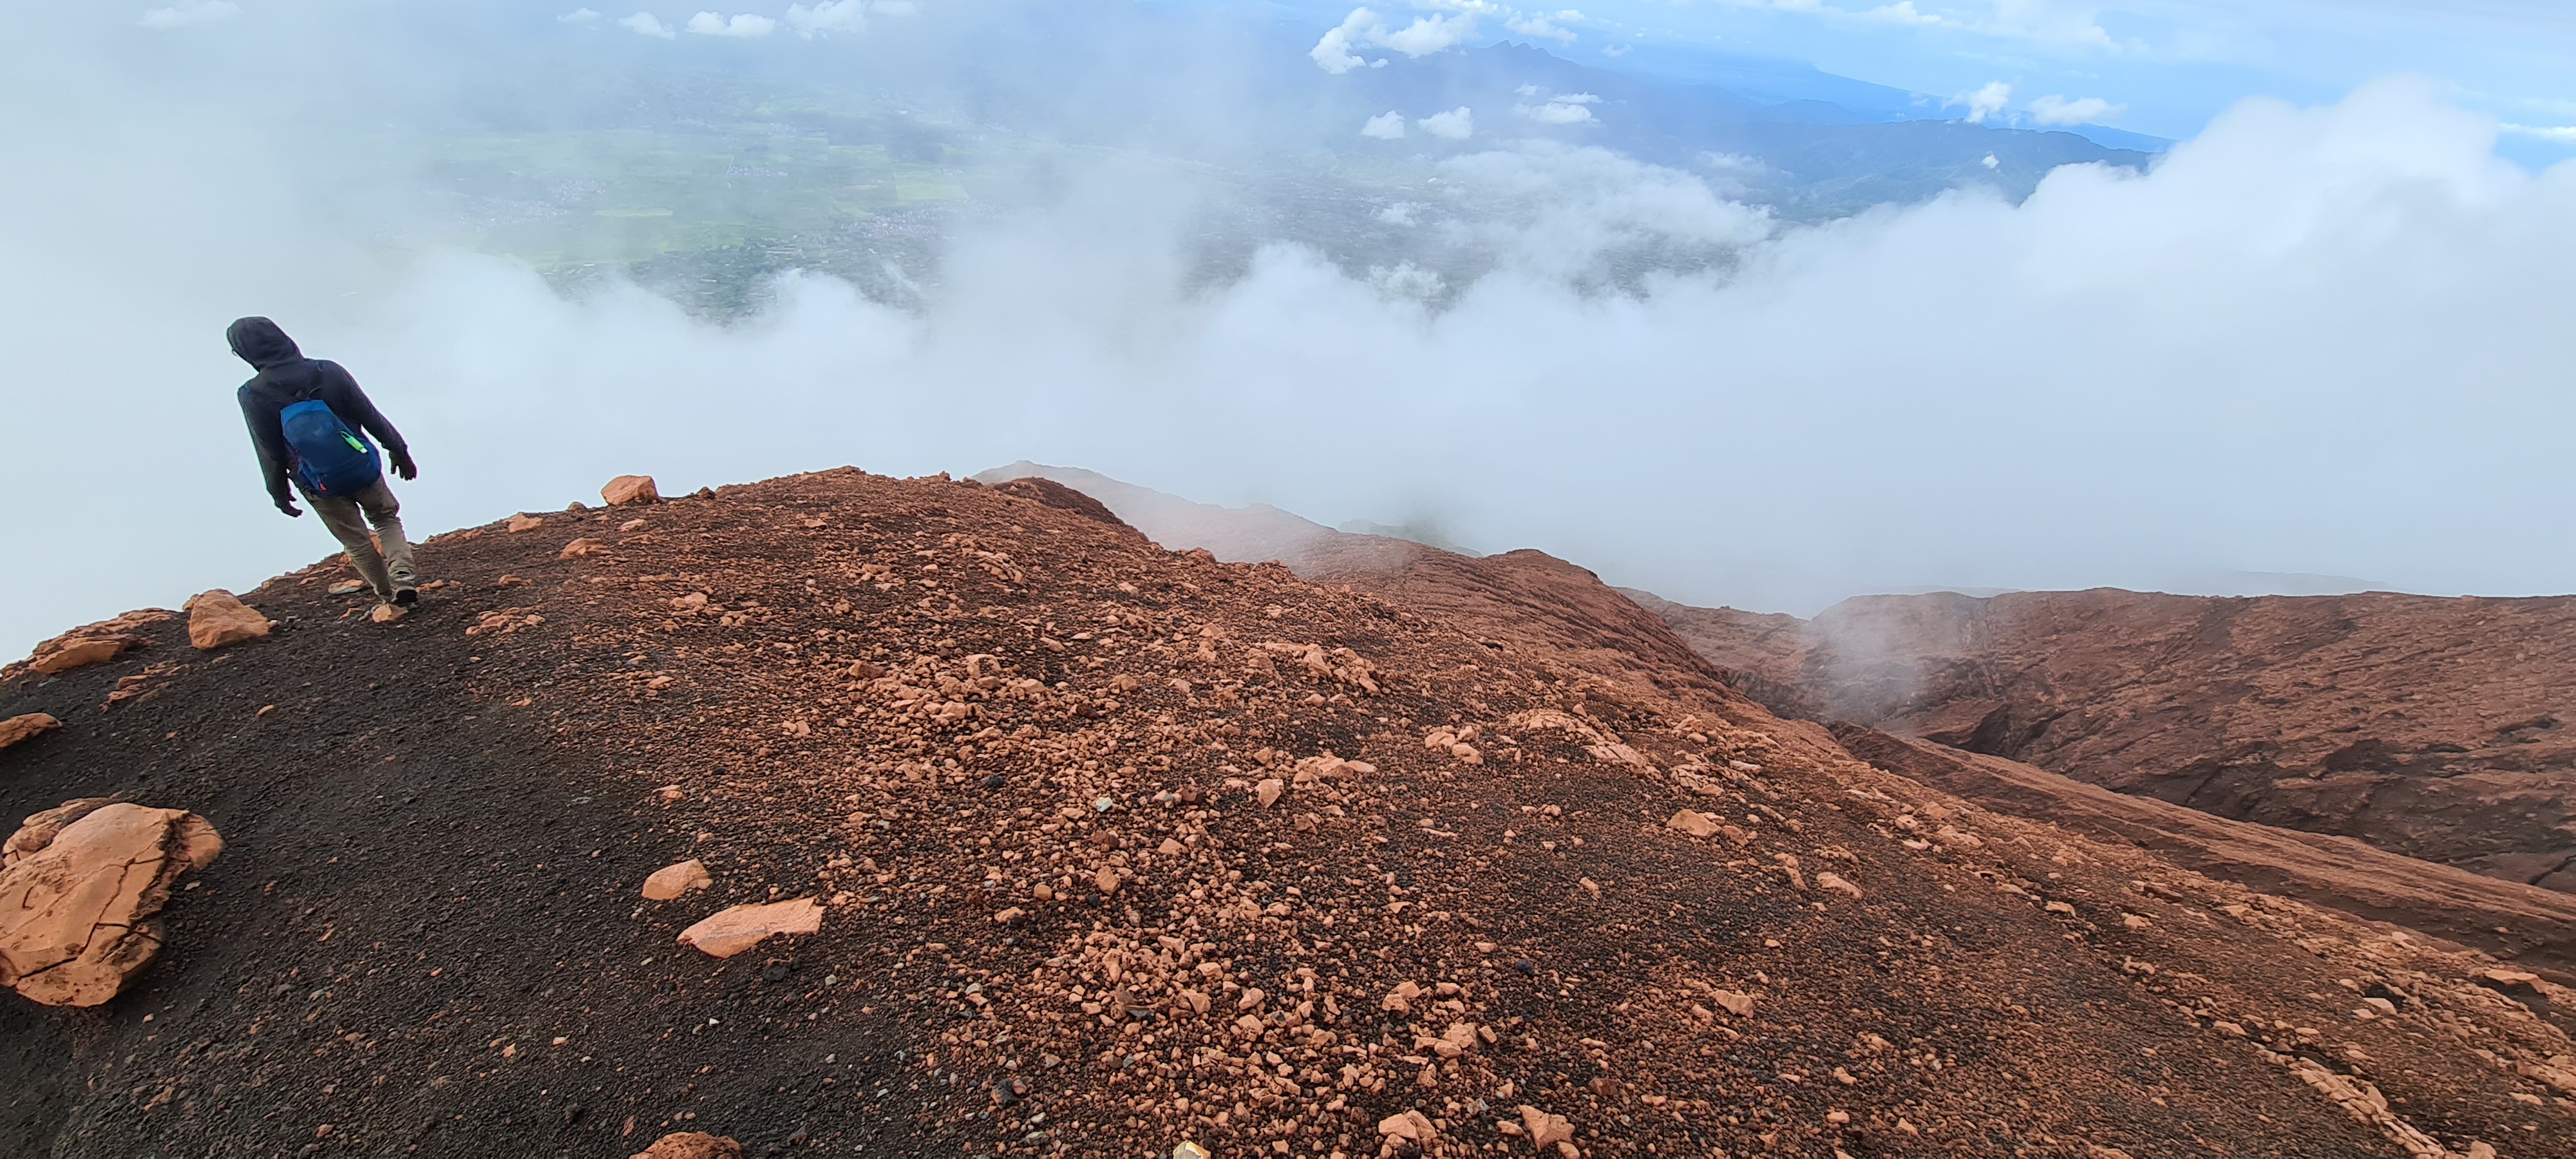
[392,587,419,607]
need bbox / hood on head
[226,316,301,369]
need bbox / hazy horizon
[5,0,2575,656]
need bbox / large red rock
[12,609,171,677]
[1647,589,2576,894]
[185,590,273,650]
[0,800,222,1006]
[676,898,822,958]
[0,713,59,754]
[602,475,660,506]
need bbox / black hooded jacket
[230,317,408,504]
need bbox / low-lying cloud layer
[3,1,2573,655]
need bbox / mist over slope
[4,1,2576,658]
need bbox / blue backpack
[280,395,382,496]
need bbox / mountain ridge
[6,466,2569,1155]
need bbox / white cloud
[1378,12,1479,55]
[1368,262,1446,300]
[1311,8,1380,73]
[559,8,602,24]
[1600,42,1628,57]
[2500,123,2576,143]
[1955,80,2012,124]
[873,0,916,14]
[1377,202,1421,225]
[1311,6,1482,73]
[1519,98,1598,124]
[1361,111,1407,140]
[687,11,777,37]
[1858,1,1938,25]
[1982,151,2000,167]
[1419,106,1475,138]
[1434,143,1772,279]
[1504,12,1578,43]
[785,1,867,37]
[619,12,676,37]
[137,1,238,29]
[2029,94,2125,126]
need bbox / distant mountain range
[1320,43,2160,211]
[1598,40,2172,154]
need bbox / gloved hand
[389,448,418,481]
[274,494,303,518]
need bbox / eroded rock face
[0,800,222,1006]
[1649,589,2576,893]
[185,590,273,651]
[0,713,61,753]
[630,1132,741,1159]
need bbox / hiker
[229,316,422,610]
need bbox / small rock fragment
[185,590,273,650]
[1815,872,1862,898]
[1519,1106,1575,1150]
[328,580,366,596]
[1667,809,1721,838]
[506,514,543,532]
[641,859,713,901]
[560,538,607,559]
[1095,866,1121,895]
[676,898,823,958]
[1378,1109,1437,1144]
[1256,778,1284,807]
[369,603,406,623]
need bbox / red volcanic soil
[2,471,2570,1158]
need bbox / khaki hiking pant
[307,478,415,599]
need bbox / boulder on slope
[0,713,60,753]
[603,475,660,506]
[0,800,223,1006]
[12,609,172,677]
[185,590,273,650]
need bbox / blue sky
[1276,0,2576,162]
